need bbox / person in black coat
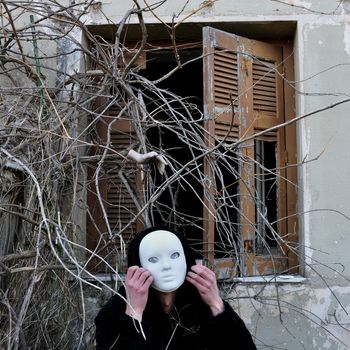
[95,226,257,350]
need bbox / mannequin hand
[127,150,168,175]
[186,264,224,316]
[153,154,168,175]
[125,266,153,321]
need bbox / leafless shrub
[0,1,349,349]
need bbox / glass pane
[255,140,278,254]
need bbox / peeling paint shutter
[253,59,277,116]
[106,122,139,248]
[86,108,142,273]
[213,50,238,107]
[213,50,239,141]
[203,27,295,276]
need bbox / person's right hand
[125,266,153,321]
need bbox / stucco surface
[88,0,344,24]
[297,23,350,283]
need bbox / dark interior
[142,49,205,257]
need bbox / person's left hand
[186,264,224,316]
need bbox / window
[86,26,297,277]
[202,27,297,276]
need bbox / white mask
[139,230,187,292]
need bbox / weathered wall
[87,0,344,24]
[81,1,350,349]
[2,0,350,349]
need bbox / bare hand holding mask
[186,264,224,316]
[124,266,153,321]
[125,230,223,321]
[125,230,187,320]
[98,227,256,349]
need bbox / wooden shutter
[86,104,143,273]
[203,27,296,276]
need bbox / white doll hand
[127,150,168,175]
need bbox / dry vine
[0,1,349,349]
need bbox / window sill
[229,275,306,284]
[88,273,306,285]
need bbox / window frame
[202,27,297,277]
[86,27,298,277]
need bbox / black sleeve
[201,301,257,350]
[95,293,151,350]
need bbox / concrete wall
[82,1,350,349]
[2,0,349,348]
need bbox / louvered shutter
[87,106,142,273]
[203,27,293,276]
[213,50,239,142]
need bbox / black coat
[95,282,257,350]
[95,227,257,350]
